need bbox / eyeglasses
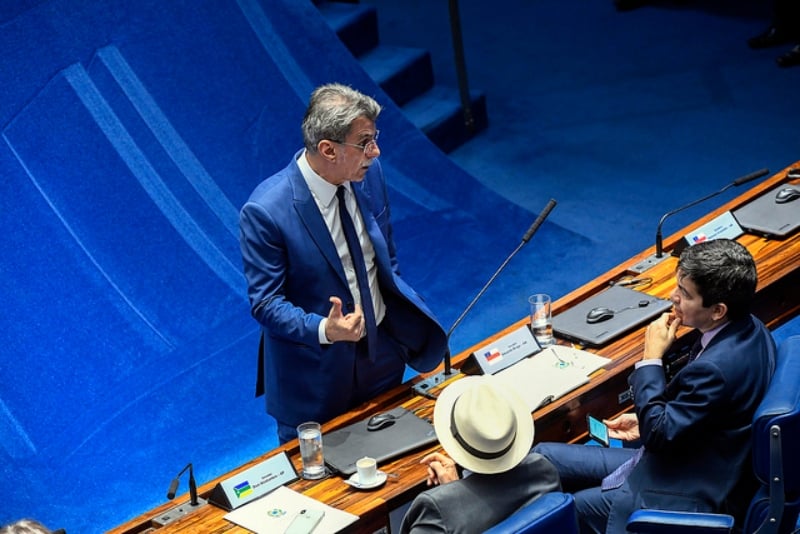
[333,130,380,155]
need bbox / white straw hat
[433,375,534,474]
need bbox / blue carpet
[1,0,799,532]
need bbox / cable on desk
[414,389,438,401]
[609,276,653,289]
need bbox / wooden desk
[110,163,800,534]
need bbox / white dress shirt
[297,151,386,343]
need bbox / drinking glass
[297,421,326,479]
[529,293,554,347]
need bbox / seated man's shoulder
[511,452,561,485]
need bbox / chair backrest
[744,335,800,534]
[484,492,578,534]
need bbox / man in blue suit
[534,239,776,533]
[239,84,447,443]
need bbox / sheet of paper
[494,346,611,411]
[538,345,611,376]
[224,485,358,534]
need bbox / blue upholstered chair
[484,492,578,534]
[627,334,800,534]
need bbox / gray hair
[301,83,381,151]
[0,519,52,534]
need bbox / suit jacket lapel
[288,163,349,287]
[352,182,392,276]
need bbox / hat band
[450,400,515,460]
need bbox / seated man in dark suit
[400,375,561,533]
[533,239,776,533]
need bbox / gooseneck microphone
[411,199,557,398]
[167,463,199,506]
[654,168,768,258]
[442,198,557,376]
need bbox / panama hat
[433,375,534,475]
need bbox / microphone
[654,168,768,259]
[413,199,557,397]
[444,198,557,373]
[167,463,199,506]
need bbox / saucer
[345,470,387,490]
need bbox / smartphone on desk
[587,415,610,447]
[285,508,325,534]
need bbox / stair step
[315,0,488,153]
[315,1,378,57]
[403,86,488,153]
[359,45,434,107]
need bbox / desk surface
[110,163,800,534]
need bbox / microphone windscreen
[522,198,557,243]
[733,168,768,186]
[167,478,179,500]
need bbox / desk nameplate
[208,451,298,511]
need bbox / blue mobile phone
[587,415,610,447]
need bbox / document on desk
[224,485,358,533]
[494,346,611,411]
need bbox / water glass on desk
[297,421,326,479]
[529,293,554,347]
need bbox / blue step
[315,1,378,57]
[403,86,488,154]
[359,45,434,107]
[315,0,488,153]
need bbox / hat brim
[433,375,534,475]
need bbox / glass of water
[297,421,326,479]
[529,293,554,347]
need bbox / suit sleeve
[239,200,322,347]
[630,360,727,452]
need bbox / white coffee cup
[356,456,377,485]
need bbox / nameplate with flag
[208,451,298,511]
[673,211,743,257]
[461,324,541,375]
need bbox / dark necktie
[337,186,377,362]
[687,338,703,363]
